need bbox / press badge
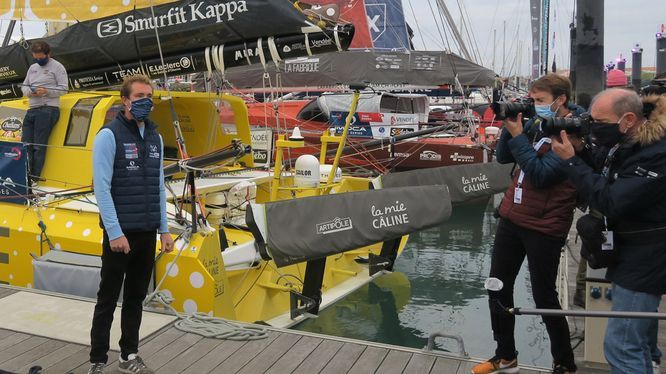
[514,187,523,204]
[602,230,614,251]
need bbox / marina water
[293,195,565,368]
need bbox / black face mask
[589,122,624,148]
[33,57,49,66]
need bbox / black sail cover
[380,162,514,204]
[222,50,497,89]
[253,185,452,267]
[0,0,354,98]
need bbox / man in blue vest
[88,74,174,374]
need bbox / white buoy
[294,155,320,187]
[289,126,304,140]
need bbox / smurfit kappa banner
[0,141,28,204]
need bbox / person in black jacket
[552,89,666,373]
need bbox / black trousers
[90,230,156,364]
[21,106,59,179]
[488,218,576,369]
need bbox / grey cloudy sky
[3,0,665,76]
[405,0,666,75]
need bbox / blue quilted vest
[102,112,162,232]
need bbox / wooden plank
[135,326,186,359]
[1,339,64,372]
[208,332,280,374]
[320,342,366,374]
[404,353,437,374]
[44,342,92,373]
[179,339,248,374]
[291,339,344,374]
[347,346,389,374]
[236,333,301,374]
[0,329,17,341]
[144,333,203,371]
[18,343,85,373]
[430,356,461,373]
[0,332,31,352]
[0,336,48,364]
[265,336,323,374]
[374,350,412,374]
[455,360,477,374]
[155,335,223,373]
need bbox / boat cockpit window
[380,96,415,114]
[105,104,124,123]
[297,99,328,122]
[64,98,103,147]
[412,99,427,116]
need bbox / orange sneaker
[471,356,519,374]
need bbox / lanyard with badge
[598,143,621,251]
[514,137,552,204]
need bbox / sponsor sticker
[419,150,442,161]
[371,200,410,229]
[316,217,353,235]
[124,143,139,159]
[148,144,160,158]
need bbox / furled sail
[0,0,355,99]
[222,50,496,90]
[247,185,452,267]
[378,162,514,204]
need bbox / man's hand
[569,135,585,152]
[160,233,174,253]
[551,130,576,160]
[110,236,130,254]
[504,113,523,137]
[34,87,48,97]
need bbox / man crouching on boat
[88,74,174,374]
[472,74,582,374]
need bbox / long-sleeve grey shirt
[21,58,68,108]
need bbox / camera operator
[551,89,666,373]
[473,74,583,374]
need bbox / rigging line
[426,0,448,52]
[505,24,522,77]
[432,0,464,111]
[460,0,484,65]
[52,0,124,71]
[481,0,501,65]
[234,262,268,308]
[407,0,427,50]
[148,1,208,223]
[455,0,482,64]
[434,0,462,56]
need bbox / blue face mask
[33,57,49,66]
[534,96,562,119]
[129,97,153,122]
[535,104,556,118]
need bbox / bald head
[590,88,644,135]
